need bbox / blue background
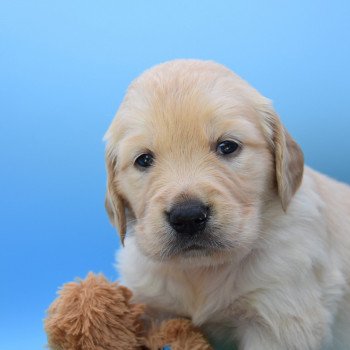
[1,1,349,349]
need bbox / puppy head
[105,60,303,265]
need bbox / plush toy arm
[145,318,213,350]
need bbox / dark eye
[135,153,154,169]
[217,140,239,155]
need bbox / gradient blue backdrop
[1,1,349,349]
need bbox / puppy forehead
[108,60,269,156]
[127,60,262,115]
[119,114,262,162]
[130,65,261,120]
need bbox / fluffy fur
[45,273,213,350]
[45,273,145,350]
[105,60,350,349]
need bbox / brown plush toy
[45,273,213,350]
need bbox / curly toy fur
[45,273,213,350]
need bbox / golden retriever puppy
[104,60,350,349]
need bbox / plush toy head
[45,273,212,350]
[45,273,144,350]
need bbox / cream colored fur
[105,60,350,350]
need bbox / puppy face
[105,60,303,265]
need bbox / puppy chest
[141,267,237,325]
[118,242,239,324]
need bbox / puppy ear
[105,152,127,246]
[261,107,304,210]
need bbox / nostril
[171,221,185,229]
[195,217,204,224]
[194,210,208,223]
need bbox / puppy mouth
[172,243,213,258]
[162,232,231,259]
[182,243,208,252]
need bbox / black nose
[167,200,209,234]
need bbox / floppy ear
[262,108,304,210]
[105,152,127,246]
